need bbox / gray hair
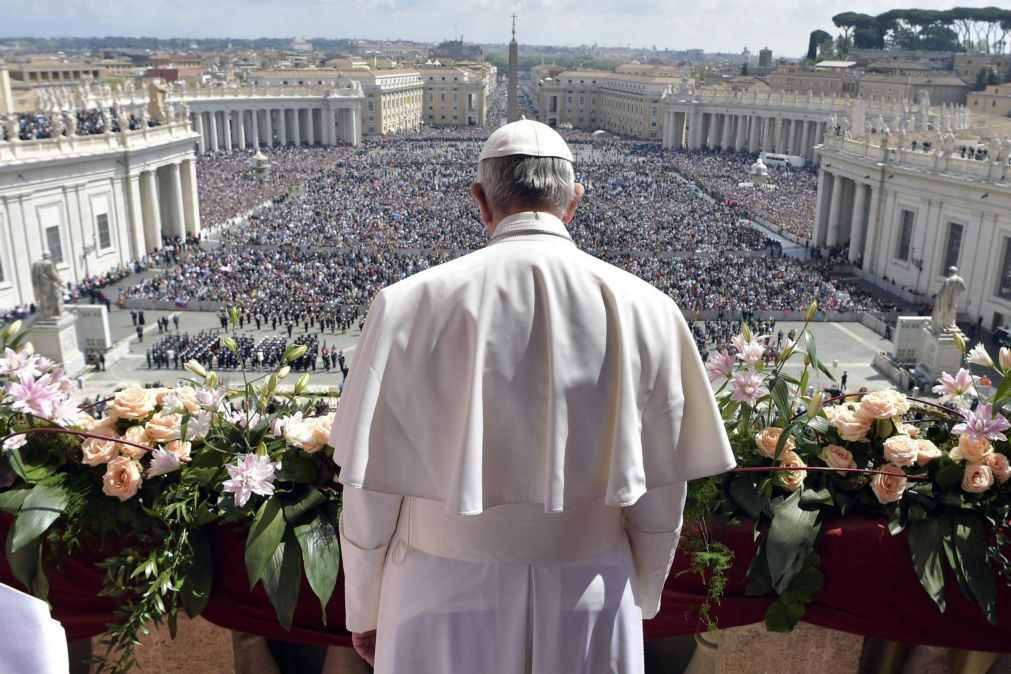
[476,155,575,214]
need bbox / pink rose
[821,444,856,472]
[985,453,1011,484]
[856,390,909,421]
[755,427,795,459]
[962,462,994,494]
[777,450,807,492]
[144,412,183,445]
[952,435,994,463]
[102,456,142,501]
[81,436,119,466]
[883,435,919,468]
[109,386,156,421]
[915,439,942,466]
[164,440,192,463]
[168,386,201,414]
[117,424,149,460]
[896,423,920,439]
[871,464,907,504]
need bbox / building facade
[968,85,1011,119]
[0,115,200,310]
[814,134,1011,330]
[416,65,492,126]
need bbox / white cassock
[331,211,736,674]
[0,582,70,674]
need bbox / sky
[2,0,1005,57]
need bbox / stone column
[181,158,201,238]
[306,108,315,146]
[223,110,233,152]
[761,117,771,151]
[237,110,246,149]
[848,182,868,262]
[208,112,219,152]
[292,108,301,146]
[352,107,361,145]
[826,173,844,247]
[141,169,162,252]
[167,162,186,240]
[325,107,335,146]
[193,114,205,154]
[749,116,760,152]
[279,109,288,146]
[863,186,882,272]
[801,121,812,163]
[251,109,260,149]
[125,174,146,259]
[266,109,275,147]
[813,169,830,246]
[734,114,746,152]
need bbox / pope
[331,119,736,673]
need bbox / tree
[807,29,832,62]
[740,63,749,76]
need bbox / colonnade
[812,169,879,268]
[190,104,361,154]
[130,158,201,253]
[664,109,827,163]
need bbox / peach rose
[164,440,192,463]
[896,423,920,439]
[962,462,994,494]
[883,435,920,468]
[71,411,98,432]
[173,386,202,413]
[778,450,807,492]
[755,427,795,459]
[821,444,856,472]
[102,456,142,501]
[871,464,907,504]
[286,418,326,453]
[81,436,119,466]
[985,453,1011,484]
[151,388,174,405]
[952,435,994,463]
[109,386,156,421]
[857,390,909,421]
[144,412,182,445]
[915,439,943,467]
[117,424,149,460]
[826,406,871,443]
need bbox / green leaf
[245,497,286,589]
[10,484,68,552]
[182,527,214,619]
[806,416,834,437]
[728,477,768,519]
[282,487,327,525]
[0,488,29,514]
[765,598,806,632]
[906,518,946,613]
[280,457,318,486]
[766,492,822,594]
[294,511,340,623]
[262,528,302,630]
[5,523,48,600]
[803,329,817,365]
[8,448,54,483]
[935,464,964,492]
[952,511,998,624]
[771,378,793,423]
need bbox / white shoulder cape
[330,215,736,514]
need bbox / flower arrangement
[693,302,1011,632]
[0,310,341,673]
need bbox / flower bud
[228,306,241,326]
[184,359,207,379]
[740,323,752,342]
[3,320,22,338]
[223,337,239,354]
[807,391,824,419]
[952,332,966,354]
[23,341,34,355]
[1000,347,1011,372]
[277,365,291,379]
[295,373,310,394]
[206,372,219,388]
[805,300,819,323]
[283,344,308,363]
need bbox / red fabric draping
[5,513,1011,651]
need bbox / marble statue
[942,131,955,156]
[931,267,966,333]
[51,112,64,137]
[5,115,18,142]
[31,252,63,320]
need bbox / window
[96,213,111,249]
[45,226,63,264]
[942,222,964,273]
[998,238,1011,300]
[895,210,914,261]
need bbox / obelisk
[507,14,519,123]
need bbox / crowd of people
[669,150,818,242]
[2,108,160,141]
[124,130,895,324]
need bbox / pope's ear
[562,182,585,225]
[470,182,493,226]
